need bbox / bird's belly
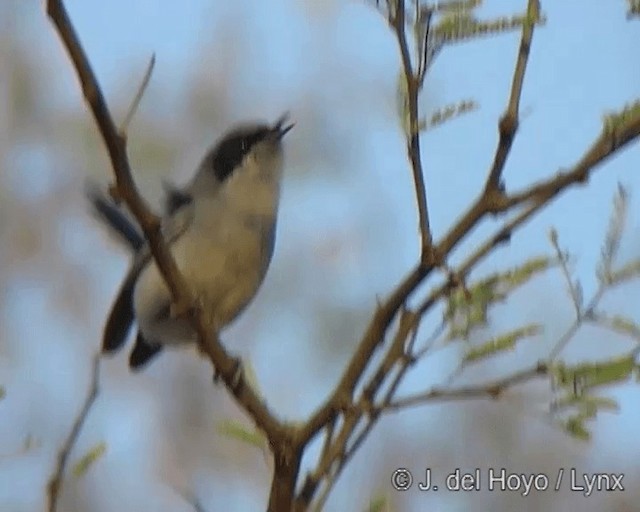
[133,221,273,345]
[178,232,265,326]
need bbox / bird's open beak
[274,113,295,139]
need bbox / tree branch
[47,0,640,509]
[298,1,640,503]
[299,0,640,489]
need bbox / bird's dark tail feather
[129,332,163,369]
[102,271,138,353]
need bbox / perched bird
[91,115,293,369]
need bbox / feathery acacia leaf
[609,258,640,285]
[552,355,637,391]
[464,325,541,363]
[445,256,555,340]
[420,100,478,131]
[217,420,266,450]
[597,185,628,283]
[72,442,106,478]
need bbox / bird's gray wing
[87,180,197,252]
[163,181,194,215]
[86,185,145,251]
[101,200,195,353]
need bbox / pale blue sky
[1,1,639,511]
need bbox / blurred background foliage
[1,0,639,511]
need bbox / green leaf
[217,420,266,450]
[554,394,620,413]
[563,416,591,441]
[602,314,640,340]
[435,10,546,44]
[73,442,106,478]
[597,185,628,283]
[464,324,541,363]
[603,99,640,137]
[432,0,482,14]
[445,256,555,340]
[609,258,640,285]
[552,355,637,391]
[436,12,478,42]
[423,100,478,131]
[582,395,619,414]
[366,496,388,512]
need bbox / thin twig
[120,54,156,136]
[47,354,100,512]
[503,109,640,211]
[550,232,582,317]
[300,264,428,448]
[388,361,548,410]
[417,200,539,316]
[548,287,605,361]
[589,312,640,343]
[415,6,434,88]
[484,0,540,192]
[392,0,434,261]
[318,419,336,473]
[412,319,447,360]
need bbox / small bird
[91,115,293,369]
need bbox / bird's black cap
[211,114,293,182]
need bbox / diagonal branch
[484,0,540,192]
[46,0,287,466]
[47,354,100,512]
